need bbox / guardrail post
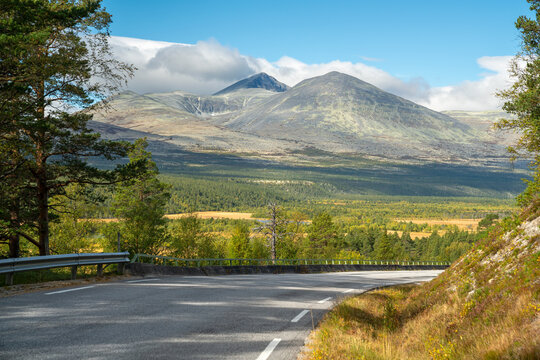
[5,273,13,286]
[97,264,103,277]
[71,266,77,280]
[117,262,125,275]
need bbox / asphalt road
[0,270,442,360]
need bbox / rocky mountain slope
[213,72,290,95]
[90,91,299,153]
[215,72,503,160]
[90,71,511,164]
[442,110,518,147]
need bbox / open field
[386,230,446,239]
[394,218,481,231]
[165,211,256,220]
[81,212,258,223]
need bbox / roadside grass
[303,283,539,360]
[302,206,540,360]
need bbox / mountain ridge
[215,71,500,160]
[90,71,511,164]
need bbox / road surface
[0,270,441,359]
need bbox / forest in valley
[2,147,509,266]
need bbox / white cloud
[419,56,514,111]
[109,36,513,111]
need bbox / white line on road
[291,310,309,323]
[127,278,159,283]
[256,338,281,360]
[45,286,95,295]
[342,289,354,293]
[318,297,332,304]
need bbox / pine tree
[305,212,339,258]
[0,0,139,256]
[112,139,170,256]
[229,223,250,259]
[373,232,394,260]
[496,0,540,205]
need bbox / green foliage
[112,139,170,256]
[478,213,499,229]
[228,223,251,258]
[373,232,397,260]
[249,237,270,259]
[496,0,540,206]
[0,0,138,256]
[49,185,99,254]
[168,215,222,258]
[304,212,342,258]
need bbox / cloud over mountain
[109,36,512,111]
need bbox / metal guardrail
[132,254,450,267]
[0,252,130,286]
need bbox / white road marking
[291,310,309,323]
[127,278,159,283]
[318,297,332,304]
[256,338,281,360]
[45,286,95,295]
[342,289,354,293]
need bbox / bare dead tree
[253,202,291,262]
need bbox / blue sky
[101,0,533,110]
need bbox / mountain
[215,72,504,161]
[213,72,290,95]
[442,110,518,147]
[145,87,275,117]
[89,91,300,153]
[90,72,511,164]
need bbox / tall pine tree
[496,0,540,206]
[0,0,141,256]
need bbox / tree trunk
[35,80,49,256]
[8,205,20,258]
[8,234,20,258]
[37,175,49,256]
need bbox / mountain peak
[295,71,375,90]
[214,73,290,95]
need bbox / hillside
[303,204,540,359]
[89,91,300,153]
[90,72,511,164]
[442,110,519,147]
[217,72,505,161]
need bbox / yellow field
[386,230,446,239]
[394,218,481,231]
[79,218,118,223]
[165,211,256,220]
[81,211,258,223]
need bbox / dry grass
[81,211,259,223]
[394,218,481,231]
[302,211,540,360]
[302,284,539,360]
[387,230,446,239]
[79,218,119,223]
[165,211,257,220]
